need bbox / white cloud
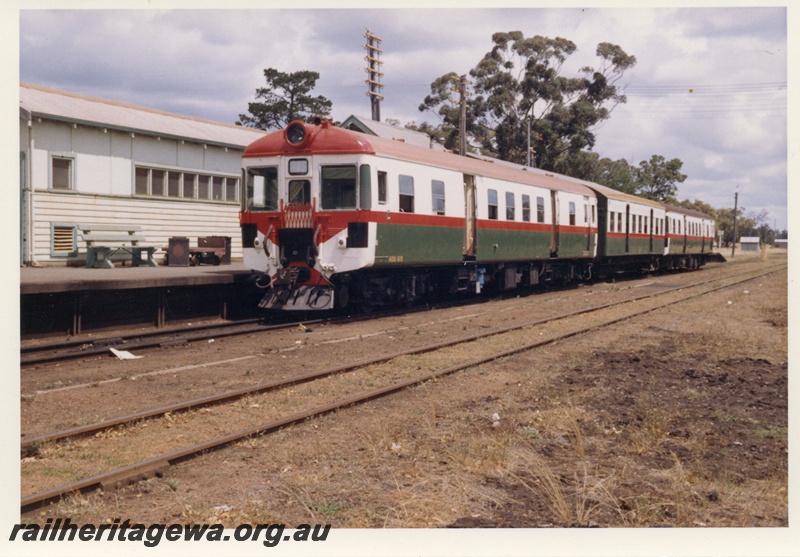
[17,6,789,229]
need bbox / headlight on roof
[285,121,307,145]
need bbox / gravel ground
[18,252,790,553]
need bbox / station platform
[20,262,252,295]
[20,263,265,338]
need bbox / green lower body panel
[375,223,463,265]
[556,232,595,258]
[605,236,656,256]
[475,229,552,262]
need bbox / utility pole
[364,29,384,122]
[731,189,739,258]
[458,75,467,157]
[527,115,531,167]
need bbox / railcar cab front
[240,120,375,310]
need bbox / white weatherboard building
[739,236,761,252]
[19,83,266,266]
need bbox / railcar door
[682,216,687,253]
[550,190,559,257]
[463,174,477,260]
[625,205,630,254]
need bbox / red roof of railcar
[244,121,596,197]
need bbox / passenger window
[320,165,357,209]
[378,171,387,204]
[399,174,415,212]
[359,165,371,210]
[288,180,310,204]
[488,189,498,220]
[522,195,531,222]
[506,192,515,221]
[610,211,615,232]
[246,166,279,211]
[568,202,576,226]
[431,180,445,215]
[537,197,545,223]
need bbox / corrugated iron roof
[340,115,444,150]
[20,82,267,149]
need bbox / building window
[51,155,74,191]
[168,171,181,197]
[399,174,415,213]
[135,167,149,195]
[537,196,545,223]
[134,165,238,202]
[199,175,211,200]
[378,171,387,204]
[488,189,498,220]
[505,192,515,221]
[213,176,224,200]
[431,180,445,215]
[226,178,238,203]
[522,195,531,222]
[183,173,197,198]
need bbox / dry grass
[26,256,787,532]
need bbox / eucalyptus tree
[420,31,637,170]
[634,154,687,202]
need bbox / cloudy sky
[12,2,791,230]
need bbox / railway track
[20,262,785,514]
[20,318,302,367]
[20,294,483,367]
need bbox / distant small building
[739,236,761,252]
[774,239,788,250]
[340,115,445,150]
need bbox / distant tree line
[236,32,785,245]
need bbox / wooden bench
[78,225,158,269]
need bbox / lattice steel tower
[364,29,384,122]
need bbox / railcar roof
[662,203,715,219]
[578,181,665,210]
[244,122,597,197]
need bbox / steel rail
[20,319,308,367]
[21,263,783,454]
[20,295,477,367]
[20,264,783,513]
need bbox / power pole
[458,75,467,156]
[364,29,384,122]
[731,190,739,258]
